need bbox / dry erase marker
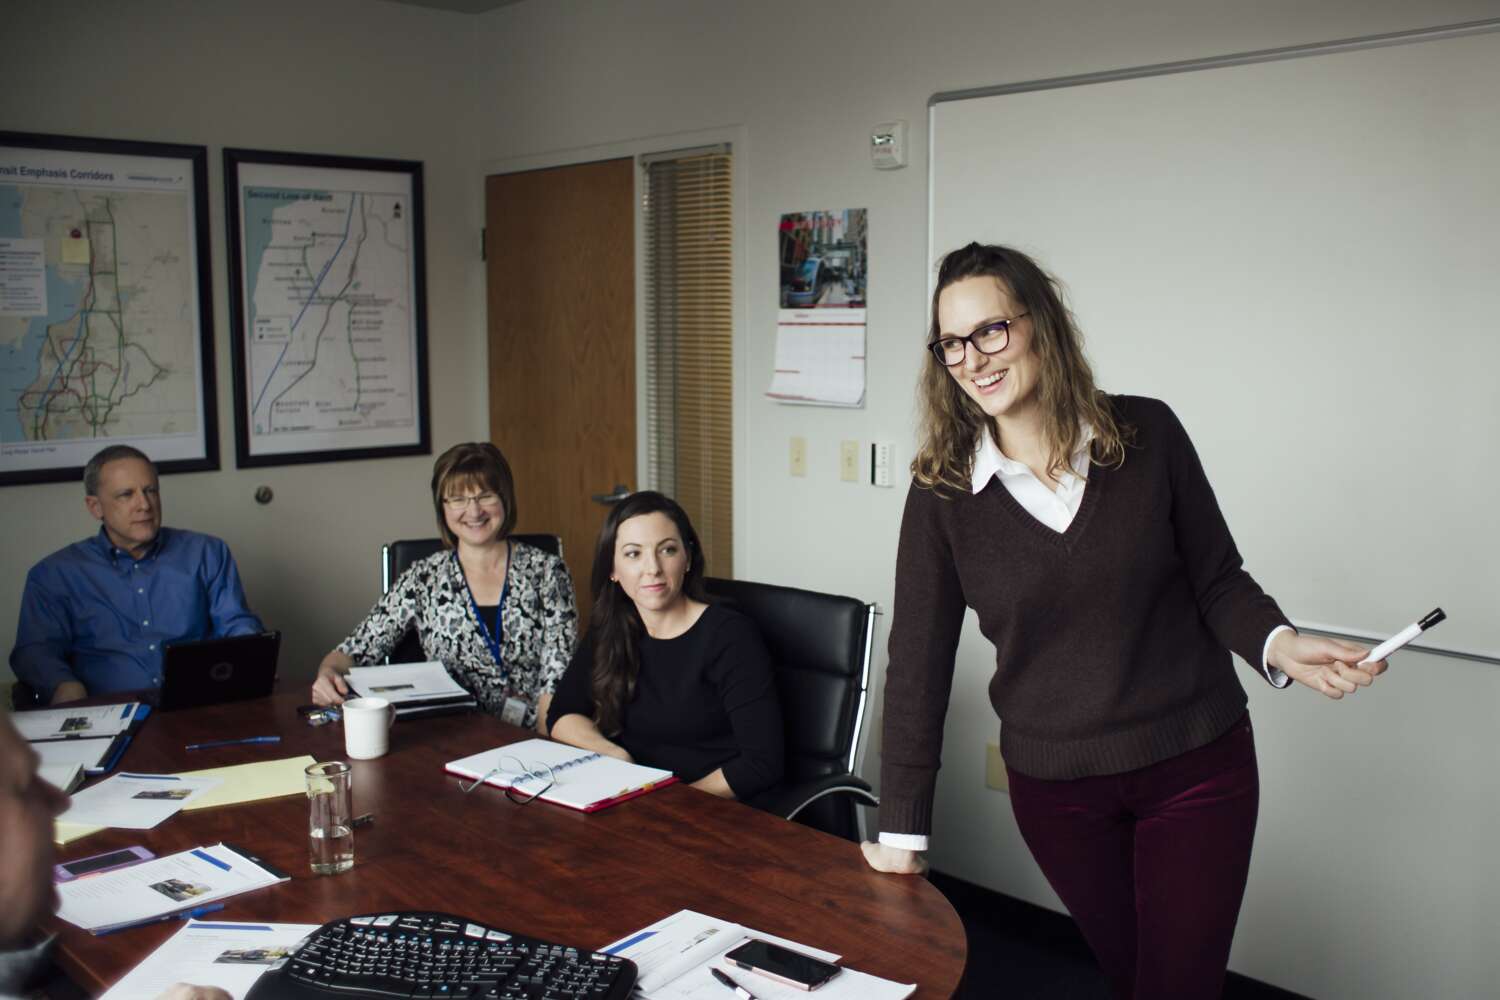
[711,967,760,1000]
[1360,608,1446,664]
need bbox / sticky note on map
[61,237,90,265]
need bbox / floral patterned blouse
[336,541,578,728]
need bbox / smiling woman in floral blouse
[311,442,577,731]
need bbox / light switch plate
[790,436,807,477]
[839,440,860,482]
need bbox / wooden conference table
[45,692,966,997]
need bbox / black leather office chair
[379,534,564,664]
[703,576,879,842]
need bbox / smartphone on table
[54,845,155,882]
[723,938,841,991]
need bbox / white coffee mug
[342,697,395,760]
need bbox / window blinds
[642,150,734,577]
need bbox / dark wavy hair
[430,442,518,547]
[913,243,1132,495]
[588,491,706,735]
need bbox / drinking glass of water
[306,760,354,875]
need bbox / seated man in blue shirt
[9,445,264,706]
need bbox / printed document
[99,920,319,999]
[35,736,117,773]
[62,772,223,829]
[14,702,138,741]
[605,910,914,1000]
[348,661,475,715]
[57,843,287,934]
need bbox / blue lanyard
[456,542,510,678]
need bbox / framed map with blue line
[223,148,430,468]
[0,131,218,486]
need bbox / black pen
[711,967,759,1000]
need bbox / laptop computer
[158,631,281,711]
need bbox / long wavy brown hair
[587,491,707,736]
[913,243,1132,495]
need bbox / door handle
[591,484,632,506]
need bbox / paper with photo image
[99,920,319,999]
[62,772,222,829]
[13,702,138,741]
[57,843,287,934]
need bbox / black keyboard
[244,910,638,1000]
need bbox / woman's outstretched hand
[1269,631,1385,699]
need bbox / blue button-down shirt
[10,526,264,700]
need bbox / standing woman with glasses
[311,442,577,731]
[862,243,1389,999]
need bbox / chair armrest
[759,772,879,821]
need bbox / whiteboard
[930,25,1500,657]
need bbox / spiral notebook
[444,738,677,812]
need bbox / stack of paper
[62,773,224,830]
[20,702,143,775]
[603,910,914,1000]
[100,920,320,1000]
[39,762,85,794]
[348,661,477,719]
[55,755,317,846]
[13,702,138,742]
[57,843,289,935]
[35,736,121,776]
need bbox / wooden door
[486,159,635,628]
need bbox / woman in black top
[547,491,784,800]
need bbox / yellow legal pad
[54,755,318,846]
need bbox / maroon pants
[1006,715,1259,1000]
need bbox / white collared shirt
[880,428,1290,854]
[969,424,1094,531]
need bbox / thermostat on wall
[871,120,907,169]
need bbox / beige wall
[1,0,487,686]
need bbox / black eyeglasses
[927,313,1029,366]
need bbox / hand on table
[50,681,87,705]
[311,662,351,706]
[861,840,928,875]
[1269,631,1385,699]
[156,985,232,1000]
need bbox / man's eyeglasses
[442,492,501,511]
[927,313,1029,366]
[459,752,602,804]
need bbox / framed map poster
[224,148,430,468]
[0,131,218,487]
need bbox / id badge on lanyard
[458,546,510,682]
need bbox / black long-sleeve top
[547,603,785,800]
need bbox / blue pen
[98,903,226,936]
[184,736,281,751]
